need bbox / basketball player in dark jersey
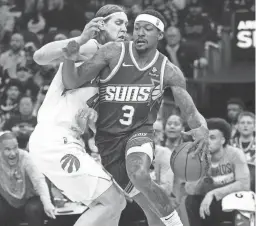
[63,9,209,226]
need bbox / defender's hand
[62,41,80,61]
[79,17,104,45]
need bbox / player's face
[238,116,255,136]
[208,129,225,154]
[227,104,242,122]
[0,138,19,166]
[104,13,128,42]
[165,115,184,139]
[133,21,162,52]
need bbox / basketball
[170,142,208,182]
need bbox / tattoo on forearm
[172,86,205,128]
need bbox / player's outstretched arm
[33,36,85,65]
[163,61,209,157]
[62,41,122,89]
[33,17,104,65]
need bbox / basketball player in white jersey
[29,5,128,226]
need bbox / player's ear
[158,31,164,41]
[99,20,105,31]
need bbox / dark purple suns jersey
[95,41,167,134]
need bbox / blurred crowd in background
[0,0,254,225]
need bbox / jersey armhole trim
[100,42,125,83]
[160,56,167,91]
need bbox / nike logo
[122,62,133,67]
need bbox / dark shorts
[95,126,154,192]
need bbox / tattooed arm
[163,61,208,156]
[62,41,122,89]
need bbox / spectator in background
[69,29,82,38]
[148,0,185,27]
[54,32,68,41]
[0,79,22,125]
[180,1,214,52]
[44,0,85,32]
[226,98,245,139]
[231,111,255,164]
[16,65,40,98]
[153,119,164,146]
[185,118,250,226]
[0,131,55,225]
[24,41,40,74]
[18,0,47,37]
[160,26,207,78]
[0,33,26,79]
[126,3,143,32]
[3,96,37,149]
[0,0,15,48]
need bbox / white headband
[135,14,164,32]
[103,12,126,20]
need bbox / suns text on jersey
[100,85,160,103]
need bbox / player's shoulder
[163,60,186,88]
[99,42,123,62]
[225,145,247,162]
[101,41,123,50]
[164,60,182,74]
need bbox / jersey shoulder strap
[99,42,126,83]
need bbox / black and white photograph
[0,0,254,226]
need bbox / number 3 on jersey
[120,105,135,126]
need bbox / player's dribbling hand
[182,125,209,161]
[62,40,80,61]
[79,17,104,44]
[44,202,56,219]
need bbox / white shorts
[29,130,112,206]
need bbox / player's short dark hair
[95,4,126,22]
[138,9,167,30]
[238,111,255,122]
[227,98,245,109]
[207,118,231,146]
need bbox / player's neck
[211,147,225,163]
[239,134,253,143]
[132,44,157,68]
